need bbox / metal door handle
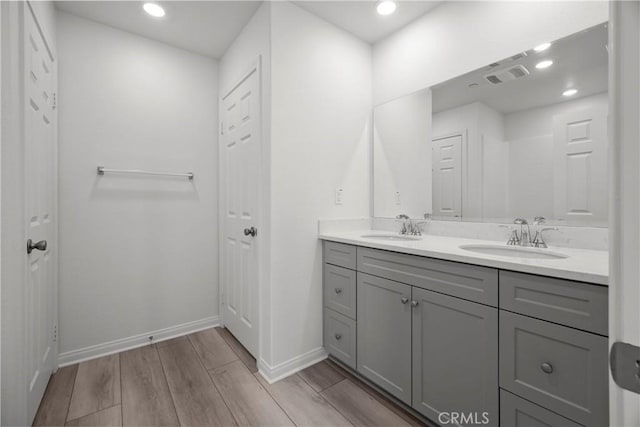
[540,362,554,374]
[334,333,342,340]
[244,227,257,237]
[411,300,419,307]
[401,297,409,304]
[27,239,47,254]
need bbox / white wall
[373,1,608,105]
[505,92,608,219]
[57,12,219,360]
[268,1,371,369]
[218,2,273,366]
[373,89,432,218]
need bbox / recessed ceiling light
[377,0,397,16]
[533,42,551,52]
[535,60,553,69]
[563,89,578,97]
[143,3,165,18]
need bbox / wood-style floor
[33,327,429,427]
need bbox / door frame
[0,2,59,424]
[218,57,263,359]
[608,1,640,424]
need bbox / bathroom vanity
[320,234,608,427]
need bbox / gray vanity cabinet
[412,287,499,426]
[357,273,412,404]
[322,242,608,427]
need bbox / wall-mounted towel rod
[97,166,194,180]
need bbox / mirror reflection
[373,23,608,226]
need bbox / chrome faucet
[512,218,532,246]
[396,214,425,236]
[508,216,559,248]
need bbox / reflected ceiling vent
[483,65,530,84]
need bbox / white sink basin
[459,244,568,260]
[360,233,422,242]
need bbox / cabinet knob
[334,333,342,340]
[401,297,409,304]
[334,288,342,294]
[411,300,419,307]
[541,362,554,374]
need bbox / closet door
[220,64,261,357]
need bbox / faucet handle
[533,216,546,225]
[513,217,528,225]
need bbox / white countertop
[318,230,609,285]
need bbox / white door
[553,106,608,224]
[219,65,260,357]
[24,4,57,422]
[432,134,462,219]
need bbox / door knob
[334,333,342,340]
[244,227,257,237]
[27,239,47,254]
[401,297,409,304]
[411,300,419,307]
[334,288,342,294]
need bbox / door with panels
[432,134,462,219]
[24,3,58,422]
[553,105,608,223]
[220,65,261,357]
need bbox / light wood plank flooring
[34,327,429,427]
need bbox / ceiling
[55,1,262,58]
[55,1,443,59]
[294,1,442,44]
[432,23,608,114]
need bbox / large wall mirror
[373,23,608,227]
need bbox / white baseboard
[258,347,328,384]
[58,316,220,367]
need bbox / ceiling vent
[483,64,530,85]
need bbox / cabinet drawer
[500,271,608,335]
[323,264,356,319]
[500,390,583,427]
[499,311,608,427]
[324,308,356,369]
[357,247,498,306]
[324,241,357,270]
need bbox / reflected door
[432,134,462,219]
[553,106,608,223]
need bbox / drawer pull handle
[401,297,409,304]
[541,362,554,374]
[411,300,419,307]
[334,288,342,294]
[334,333,342,340]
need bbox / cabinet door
[412,287,499,426]
[357,273,412,405]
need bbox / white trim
[257,347,328,384]
[58,316,220,367]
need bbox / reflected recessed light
[535,60,553,69]
[534,42,551,52]
[377,0,397,15]
[143,3,165,18]
[563,89,578,97]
